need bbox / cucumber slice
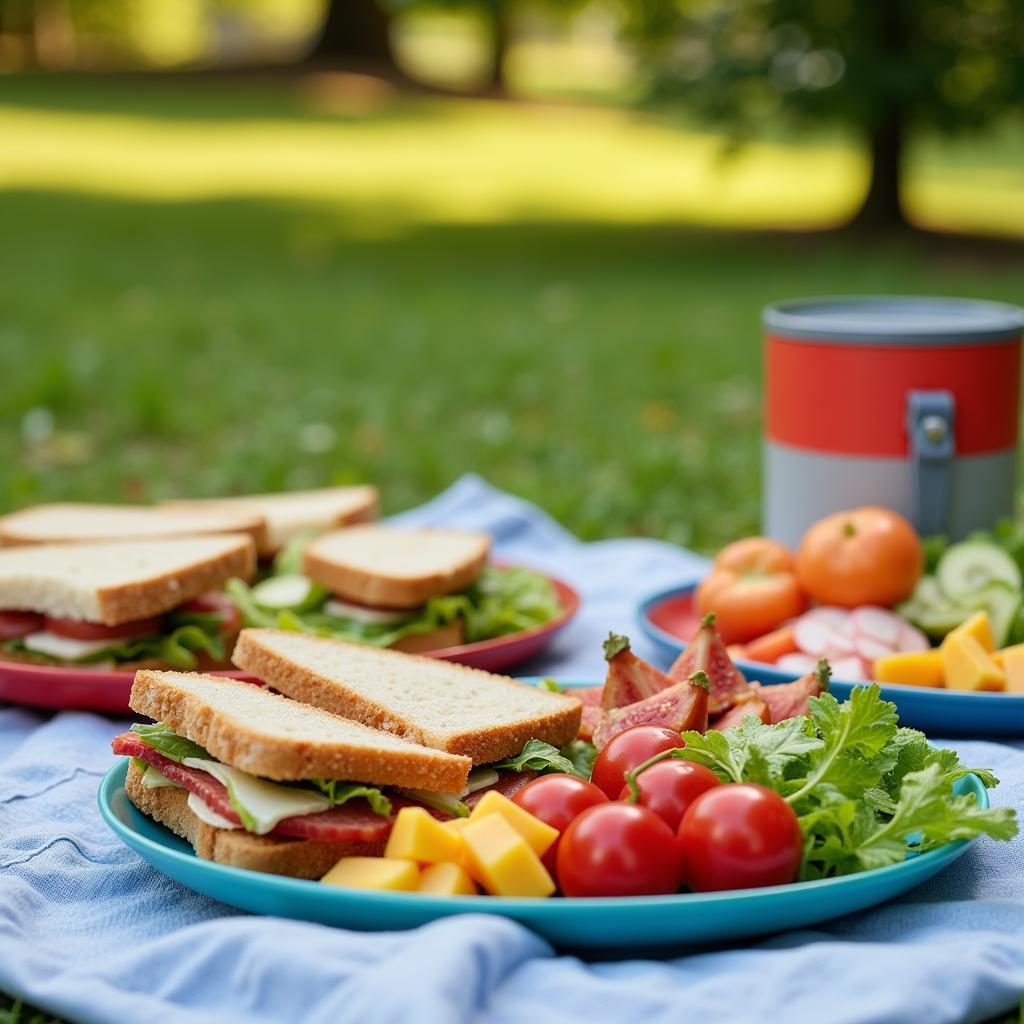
[964,583,1023,648]
[909,575,948,610]
[250,574,319,611]
[938,541,1022,601]
[898,574,973,638]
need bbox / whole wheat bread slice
[233,629,582,764]
[161,486,378,556]
[130,669,472,791]
[303,525,490,609]
[0,502,268,551]
[124,761,378,878]
[0,534,256,625]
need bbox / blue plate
[98,754,988,952]
[639,583,1024,737]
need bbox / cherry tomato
[677,783,802,892]
[0,611,44,640]
[181,592,242,634]
[557,803,682,897]
[617,759,720,831]
[44,615,163,640]
[513,774,609,875]
[590,726,680,798]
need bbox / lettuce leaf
[490,739,581,777]
[131,722,211,762]
[308,778,392,816]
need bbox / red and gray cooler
[763,296,1024,547]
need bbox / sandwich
[112,644,582,878]
[0,502,268,550]
[160,485,379,558]
[227,524,564,653]
[0,534,255,670]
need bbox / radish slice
[829,656,871,681]
[850,607,903,647]
[794,608,853,657]
[776,653,818,674]
[896,620,930,653]
[822,632,856,658]
[801,607,850,630]
[853,635,893,663]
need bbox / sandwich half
[113,670,473,878]
[160,485,379,558]
[0,535,255,670]
[228,524,564,654]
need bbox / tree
[308,0,401,74]
[628,0,1024,230]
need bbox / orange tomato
[696,537,807,645]
[796,506,923,608]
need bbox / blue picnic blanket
[2,475,1023,1024]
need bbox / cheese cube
[418,862,478,896]
[461,813,555,898]
[873,651,945,688]
[321,857,420,891]
[994,644,1024,694]
[385,807,464,865]
[941,632,1006,692]
[468,790,558,856]
[949,611,996,653]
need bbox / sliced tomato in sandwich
[181,592,241,634]
[44,615,163,640]
[0,611,45,640]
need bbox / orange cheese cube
[873,651,945,688]
[385,807,464,865]
[442,816,485,882]
[941,632,1006,692]
[994,644,1024,694]
[468,790,558,857]
[461,813,555,898]
[418,862,478,896]
[949,611,996,653]
[321,857,420,891]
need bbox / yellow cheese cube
[949,611,996,653]
[442,817,487,883]
[418,862,478,896]
[461,813,555,898]
[443,817,473,833]
[468,790,558,856]
[385,807,465,865]
[941,632,1006,692]
[994,644,1024,694]
[321,857,420,891]
[873,651,945,688]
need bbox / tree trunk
[309,0,398,71]
[482,1,512,95]
[852,111,908,230]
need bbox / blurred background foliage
[0,0,1023,553]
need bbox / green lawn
[1,75,1023,554]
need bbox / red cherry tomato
[0,611,44,640]
[557,803,682,897]
[590,726,681,799]
[513,774,609,875]
[181,592,242,634]
[44,615,163,640]
[618,759,720,831]
[677,783,803,892]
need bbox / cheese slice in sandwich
[0,502,268,551]
[160,485,379,557]
[114,670,473,878]
[233,628,582,764]
[0,534,255,670]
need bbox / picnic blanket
[2,475,1023,1024]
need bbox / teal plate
[98,755,989,952]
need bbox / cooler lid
[763,295,1024,344]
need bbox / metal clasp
[906,390,956,537]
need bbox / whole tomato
[797,506,923,608]
[557,803,682,897]
[677,783,802,892]
[618,759,720,831]
[513,775,609,875]
[590,726,681,799]
[696,537,807,645]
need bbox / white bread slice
[0,534,256,625]
[130,669,472,791]
[0,502,268,551]
[161,486,378,556]
[232,629,582,764]
[303,525,490,609]
[124,761,379,878]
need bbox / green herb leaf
[538,677,564,693]
[491,739,580,777]
[561,739,598,780]
[131,723,211,763]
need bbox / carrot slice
[743,625,799,665]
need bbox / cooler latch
[906,390,956,537]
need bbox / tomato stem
[622,748,683,803]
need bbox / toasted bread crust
[129,670,472,791]
[233,631,582,764]
[124,762,378,878]
[94,537,256,625]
